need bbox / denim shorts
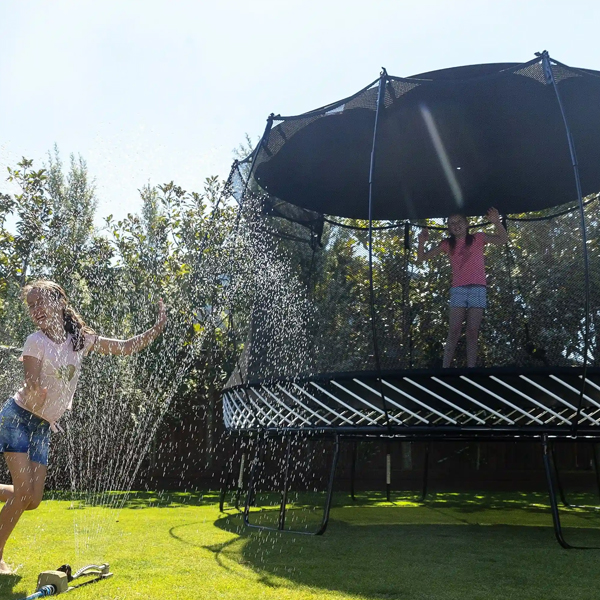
[449,285,487,309]
[0,398,51,466]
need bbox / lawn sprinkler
[18,564,113,599]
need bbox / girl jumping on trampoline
[0,280,167,574]
[417,208,508,368]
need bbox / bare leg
[0,485,14,503]
[443,307,466,368]
[0,453,47,573]
[465,308,485,368]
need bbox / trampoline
[219,52,600,548]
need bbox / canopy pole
[244,113,274,200]
[190,117,277,411]
[538,51,591,434]
[368,68,391,428]
[229,113,275,426]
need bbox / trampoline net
[222,56,600,385]
[224,192,599,384]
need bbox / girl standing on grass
[0,280,167,574]
[417,207,508,368]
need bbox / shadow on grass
[200,494,600,600]
[273,490,600,511]
[0,573,25,600]
[221,490,600,525]
[45,490,221,509]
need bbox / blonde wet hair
[22,280,95,351]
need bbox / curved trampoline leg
[220,435,240,512]
[551,440,600,511]
[315,434,340,536]
[543,437,600,550]
[234,451,247,510]
[243,434,265,528]
[550,442,572,508]
[221,437,251,512]
[243,434,339,536]
[219,466,232,512]
[542,436,572,549]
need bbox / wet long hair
[22,280,96,352]
[446,214,475,253]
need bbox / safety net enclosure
[219,52,600,545]
[223,51,599,389]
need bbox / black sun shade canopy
[251,55,600,220]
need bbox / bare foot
[0,560,13,575]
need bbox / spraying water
[0,188,315,564]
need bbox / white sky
[2,0,600,226]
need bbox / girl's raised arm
[93,300,167,356]
[484,207,508,246]
[417,227,444,263]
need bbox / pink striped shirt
[440,232,487,287]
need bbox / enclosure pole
[227,113,273,236]
[403,222,413,368]
[540,51,591,434]
[367,68,391,428]
[211,115,275,433]
[193,110,271,318]
[244,114,274,197]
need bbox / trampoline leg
[278,437,292,530]
[220,436,242,512]
[219,464,232,512]
[234,452,247,510]
[386,443,391,502]
[551,442,572,508]
[243,434,266,528]
[551,441,600,511]
[315,434,340,536]
[542,436,572,549]
[420,442,431,503]
[350,441,357,501]
[592,443,600,504]
[244,434,339,536]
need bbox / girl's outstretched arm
[417,227,444,263]
[94,300,168,356]
[485,207,508,245]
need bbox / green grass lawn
[2,490,600,600]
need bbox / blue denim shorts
[449,285,487,309]
[0,398,51,466]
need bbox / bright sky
[2,0,600,226]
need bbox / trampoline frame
[220,52,600,549]
[220,427,600,549]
